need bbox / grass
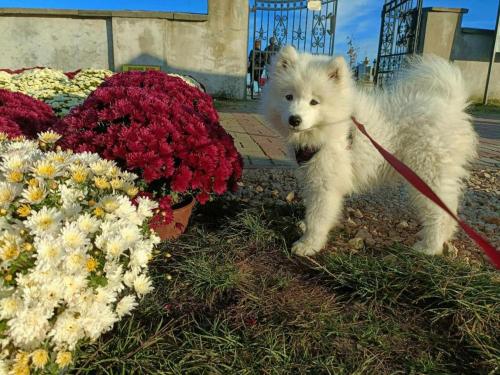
[74,200,500,374]
[468,101,500,116]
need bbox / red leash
[351,116,500,269]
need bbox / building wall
[418,7,499,101]
[0,0,249,98]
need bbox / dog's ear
[275,45,298,70]
[328,56,350,81]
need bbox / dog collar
[295,147,319,165]
[294,129,354,165]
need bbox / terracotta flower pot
[152,197,195,240]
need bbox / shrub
[0,134,159,373]
[54,71,243,225]
[0,89,57,138]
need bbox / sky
[0,0,497,62]
[334,0,499,64]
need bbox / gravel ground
[225,167,499,266]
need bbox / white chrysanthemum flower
[21,184,47,204]
[0,297,22,320]
[49,311,84,350]
[81,304,118,340]
[59,184,84,206]
[61,223,88,250]
[36,237,64,269]
[105,237,128,258]
[121,225,141,246]
[115,295,138,318]
[104,262,124,292]
[0,182,20,207]
[94,287,117,305]
[24,206,63,236]
[100,195,120,213]
[123,270,138,288]
[0,154,28,172]
[32,159,61,179]
[77,213,101,234]
[90,160,115,176]
[133,274,153,296]
[137,197,158,219]
[0,359,8,375]
[38,279,65,310]
[38,131,62,144]
[64,251,88,275]
[130,247,152,270]
[8,306,51,348]
[62,275,88,304]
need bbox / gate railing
[248,0,338,98]
[374,0,423,86]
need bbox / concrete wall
[0,0,249,98]
[418,7,500,101]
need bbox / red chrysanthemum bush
[0,89,57,138]
[54,71,243,225]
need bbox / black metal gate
[374,0,423,86]
[248,0,338,98]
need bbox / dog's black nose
[288,115,302,127]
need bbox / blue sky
[0,0,209,13]
[0,0,497,62]
[335,0,499,63]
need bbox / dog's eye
[310,99,319,106]
[285,94,293,101]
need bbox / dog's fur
[262,46,477,257]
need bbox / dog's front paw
[292,238,322,257]
[413,240,443,256]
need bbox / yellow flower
[31,348,49,369]
[6,170,23,183]
[101,196,119,213]
[33,160,58,179]
[22,242,33,252]
[4,274,12,281]
[28,178,39,187]
[86,257,98,272]
[11,363,29,375]
[93,207,105,217]
[22,186,45,204]
[0,182,18,206]
[56,351,72,368]
[71,167,88,183]
[17,204,31,218]
[38,130,61,144]
[0,208,7,216]
[126,186,139,197]
[15,351,29,366]
[110,178,123,189]
[94,177,110,190]
[0,242,20,261]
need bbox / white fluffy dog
[262,46,477,257]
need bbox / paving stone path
[217,101,499,170]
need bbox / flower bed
[0,68,113,116]
[0,67,206,117]
[0,133,159,373]
[54,71,243,226]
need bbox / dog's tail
[396,54,469,109]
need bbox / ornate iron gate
[248,0,338,98]
[374,0,423,86]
